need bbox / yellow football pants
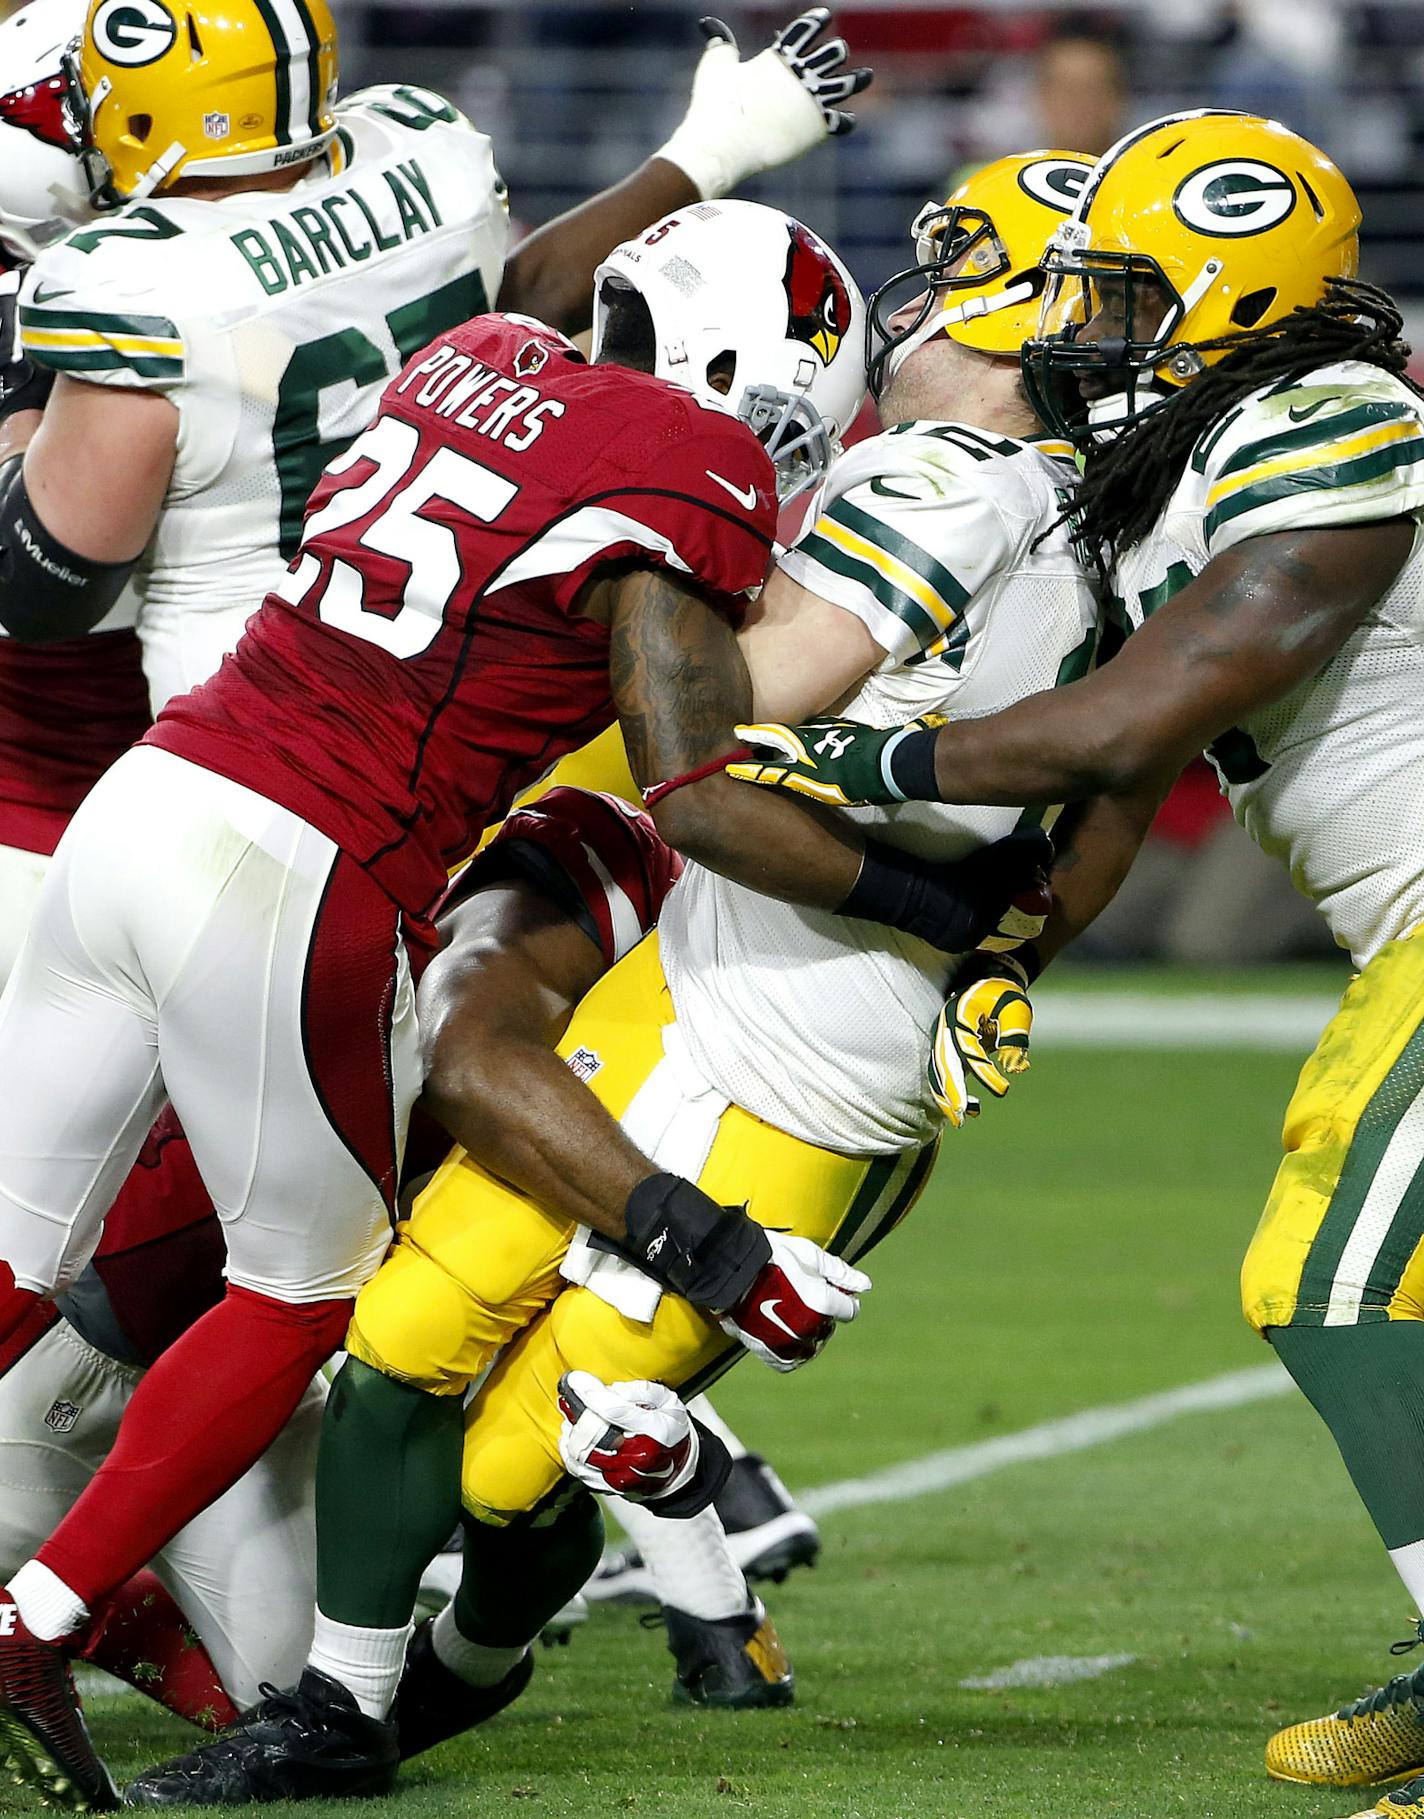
[1242,922,1424,1332]
[349,933,934,1523]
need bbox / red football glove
[557,1372,698,1502]
[719,1233,871,1372]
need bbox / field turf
[9,962,1409,1819]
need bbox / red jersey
[149,315,776,924]
[0,630,151,856]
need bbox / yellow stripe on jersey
[1207,418,1424,514]
[23,327,185,359]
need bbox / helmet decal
[1172,160,1297,237]
[0,75,75,151]
[1016,158,1090,214]
[91,0,179,68]
[782,222,852,366]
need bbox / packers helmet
[65,0,340,207]
[865,151,1094,400]
[1022,110,1361,440]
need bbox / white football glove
[719,1232,871,1372]
[656,9,873,201]
[557,1372,699,1502]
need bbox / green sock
[1271,1322,1424,1551]
[315,1359,464,1629]
[452,1492,605,1649]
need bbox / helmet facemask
[866,201,1026,400]
[1021,222,1219,445]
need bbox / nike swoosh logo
[758,1298,801,1340]
[1287,397,1336,423]
[31,285,75,306]
[706,471,758,510]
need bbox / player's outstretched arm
[734,522,1415,811]
[497,9,870,333]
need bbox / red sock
[75,1570,239,1731]
[37,1283,350,1607]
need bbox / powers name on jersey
[1112,359,1424,967]
[19,84,509,711]
[148,311,777,926]
[661,421,1100,1155]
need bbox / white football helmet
[0,0,93,265]
[591,199,866,504]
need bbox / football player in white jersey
[124,156,1102,1808]
[730,111,1424,1819]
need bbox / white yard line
[799,1361,1293,1518]
[959,1654,1138,1690]
[1032,992,1336,1051]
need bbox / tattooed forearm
[608,566,751,790]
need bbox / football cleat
[585,1546,656,1606]
[0,1592,119,1812]
[391,1618,533,1762]
[661,1598,795,1710]
[1342,1771,1424,1815]
[122,1668,398,1806]
[716,1453,821,1584]
[1269,1650,1424,1788]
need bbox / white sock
[307,1610,412,1720]
[430,1601,528,1688]
[687,1396,748,1461]
[608,1499,749,1621]
[1389,1539,1424,1611]
[7,1560,88,1642]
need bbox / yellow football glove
[928,953,1034,1129]
[728,714,948,809]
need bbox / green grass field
[14,962,1413,1819]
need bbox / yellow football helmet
[65,0,339,206]
[1024,110,1361,438]
[865,150,1094,399]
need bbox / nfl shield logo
[566,1046,602,1083]
[203,111,230,141]
[44,1399,80,1434]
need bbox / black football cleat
[0,1593,119,1811]
[662,1598,795,1710]
[392,1618,533,1761]
[715,1453,821,1584]
[122,1669,398,1806]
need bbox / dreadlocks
[1069,278,1418,567]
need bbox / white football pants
[0,842,49,993]
[0,1319,322,1706]
[0,746,421,1304]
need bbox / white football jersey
[19,84,509,712]
[660,423,1101,1154]
[1111,360,1424,967]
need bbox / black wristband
[649,1418,733,1518]
[840,838,984,952]
[886,726,941,802]
[620,1173,771,1310]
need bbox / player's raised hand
[729,714,947,809]
[721,1233,871,1372]
[557,1372,699,1502]
[656,10,872,201]
[928,952,1035,1129]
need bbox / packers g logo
[1016,158,1091,215]
[91,0,178,67]
[1173,160,1296,237]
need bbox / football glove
[656,9,872,201]
[928,952,1034,1130]
[729,714,946,810]
[720,1232,870,1372]
[0,269,52,426]
[557,1372,699,1502]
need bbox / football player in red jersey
[0,200,1049,1808]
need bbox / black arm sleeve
[0,456,136,642]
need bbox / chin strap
[878,279,1034,395]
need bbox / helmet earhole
[128,114,152,144]
[706,349,737,398]
[1231,287,1276,329]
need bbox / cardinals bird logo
[0,74,75,152]
[782,222,852,366]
